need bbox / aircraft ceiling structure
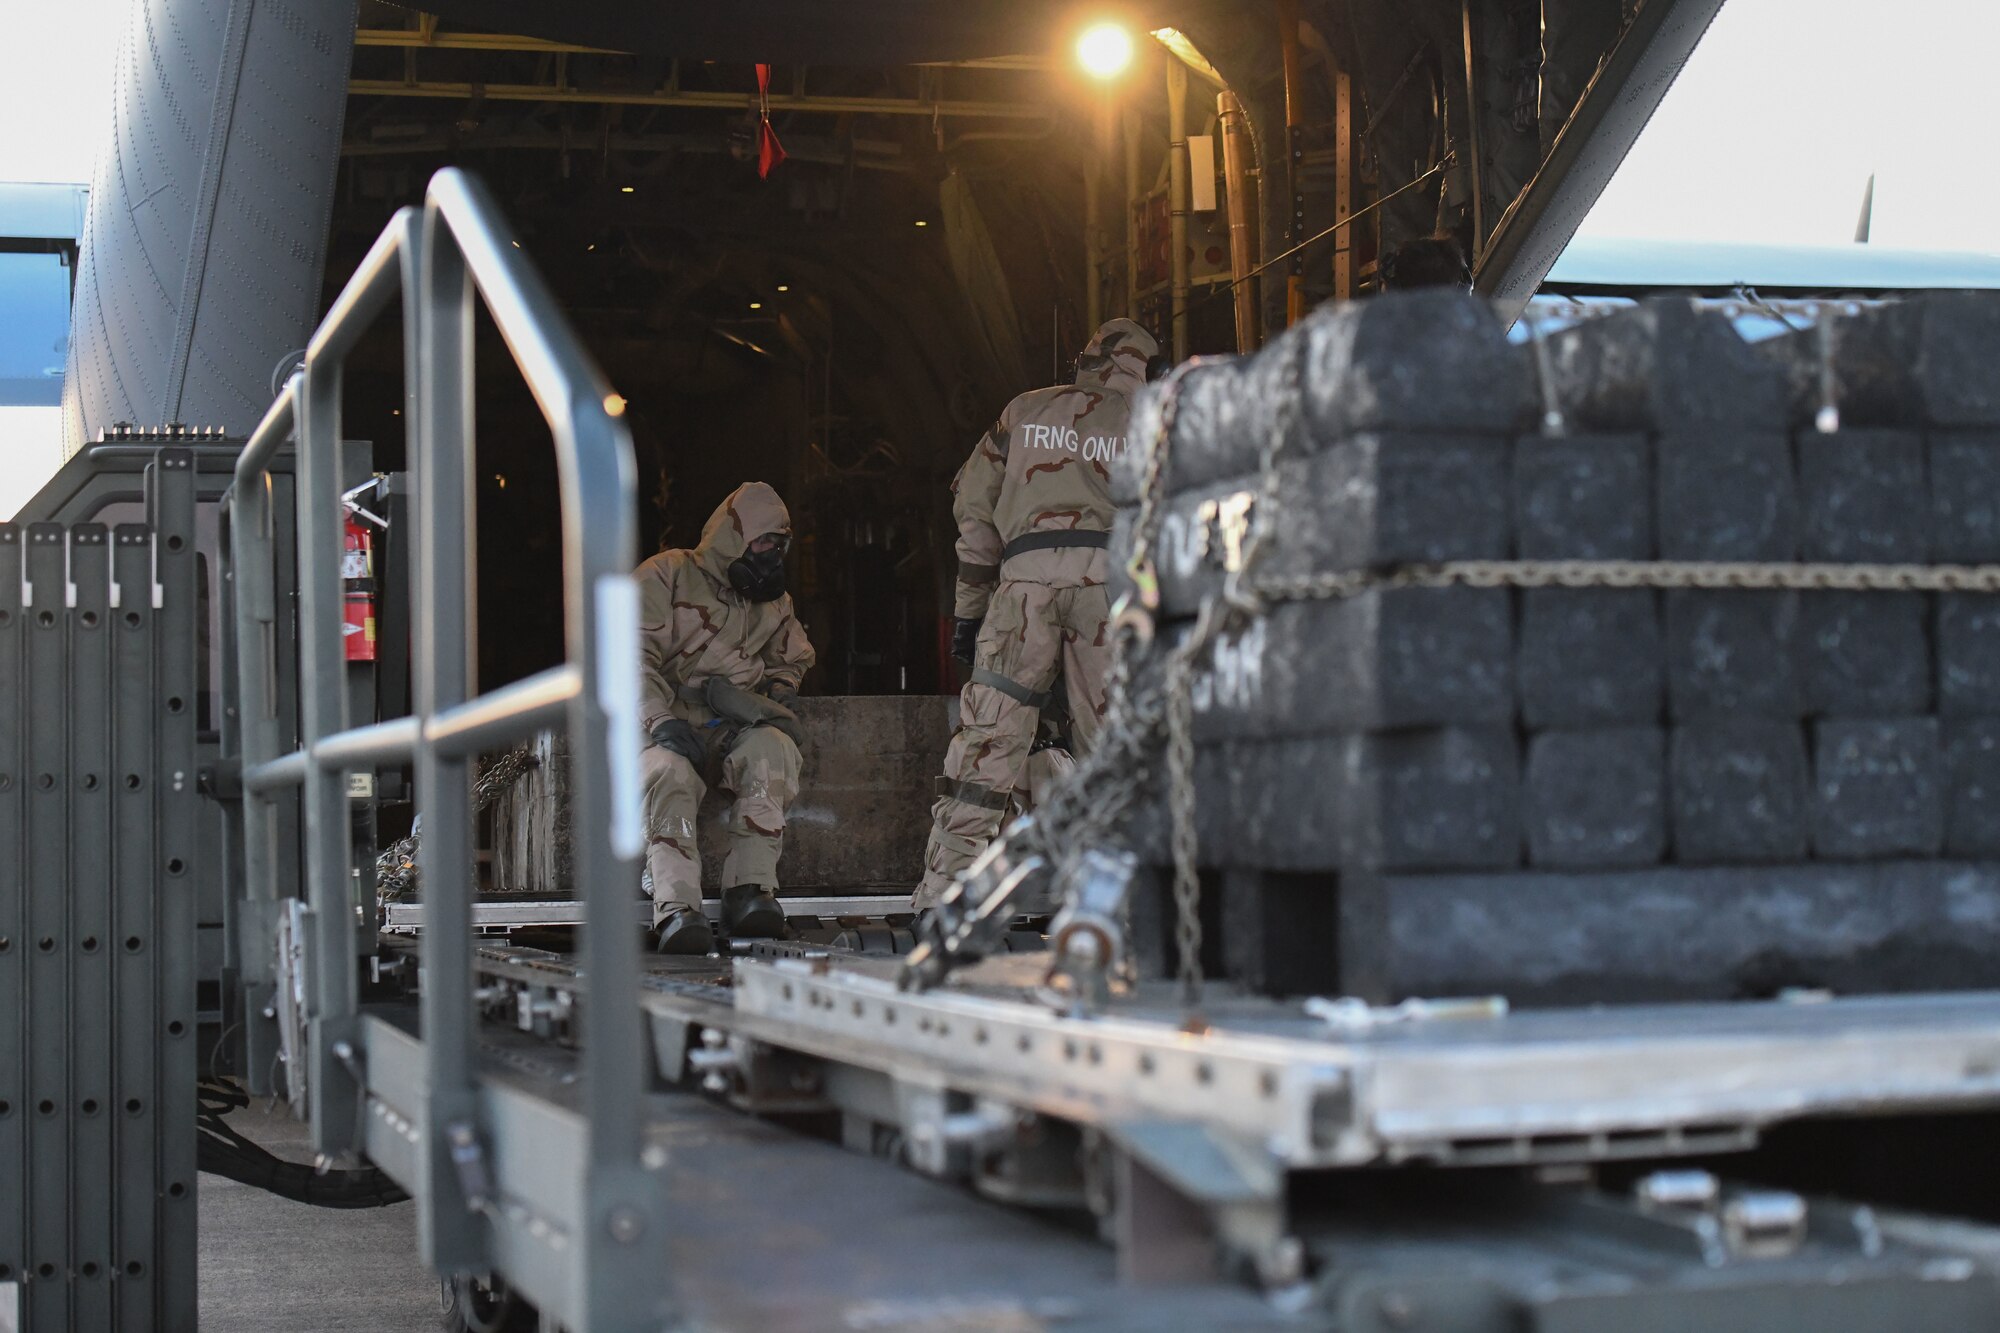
[62,0,1726,447]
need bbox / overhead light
[510,240,521,248]
[494,473,507,489]
[620,186,634,194]
[776,284,790,292]
[1076,22,1134,80]
[749,302,763,310]
[587,243,596,251]
[1150,28,1224,86]
[914,219,929,228]
[603,393,627,417]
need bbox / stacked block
[1108,292,2000,1004]
[1112,291,1530,889]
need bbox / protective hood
[1075,318,1158,393]
[695,482,793,585]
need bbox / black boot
[720,884,787,939]
[654,905,716,956]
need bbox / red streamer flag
[755,64,786,178]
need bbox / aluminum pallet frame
[379,892,914,936]
[719,956,2000,1168]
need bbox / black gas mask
[728,535,790,602]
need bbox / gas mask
[728,536,789,602]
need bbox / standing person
[637,482,816,953]
[916,318,1161,909]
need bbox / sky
[0,0,1997,514]
[0,0,121,518]
[1581,0,2000,249]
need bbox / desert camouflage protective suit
[637,484,815,925]
[917,318,1158,907]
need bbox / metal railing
[226,169,650,1317]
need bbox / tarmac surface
[199,1102,442,1332]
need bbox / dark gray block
[1519,589,1662,727]
[1110,361,1247,506]
[1118,743,1239,865]
[1217,867,1340,997]
[1545,297,1791,431]
[1656,430,1797,559]
[1113,432,1512,618]
[1665,590,1801,719]
[1810,718,1943,860]
[1815,293,2000,428]
[1320,727,1520,872]
[1930,432,2000,562]
[1796,427,1926,561]
[1135,291,1530,493]
[1938,593,2000,715]
[1123,728,1522,874]
[1799,592,1930,716]
[1110,392,1156,508]
[1185,589,1514,739]
[1524,727,1666,868]
[1142,727,1520,873]
[1945,718,2000,857]
[1513,433,1652,559]
[1322,434,1514,563]
[1670,719,1809,863]
[1297,289,1533,441]
[1368,860,2000,1006]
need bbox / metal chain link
[1163,603,1217,1006]
[375,746,540,901]
[1254,557,2000,601]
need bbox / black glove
[650,718,704,767]
[951,616,982,666]
[703,676,804,746]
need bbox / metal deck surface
[634,1089,1294,1330]
[361,1002,1294,1332]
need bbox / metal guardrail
[226,168,652,1325]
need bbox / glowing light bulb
[1076,22,1134,80]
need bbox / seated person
[637,482,814,953]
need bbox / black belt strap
[970,667,1051,710]
[958,560,1000,587]
[935,776,1012,811]
[1001,529,1111,562]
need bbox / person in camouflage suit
[638,482,816,952]
[917,317,1160,909]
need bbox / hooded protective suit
[637,483,815,923]
[917,318,1159,907]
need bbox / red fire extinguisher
[342,506,377,662]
